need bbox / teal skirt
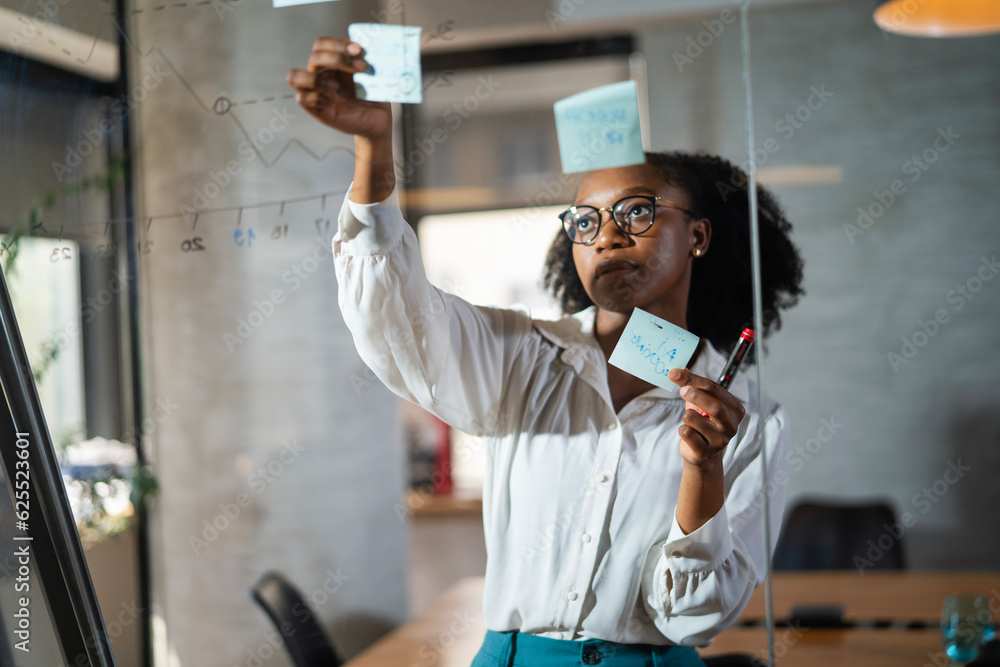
[470,629,706,667]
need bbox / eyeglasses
[558,195,694,245]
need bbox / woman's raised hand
[286,37,392,140]
[668,368,746,467]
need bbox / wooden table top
[343,573,1000,666]
[742,571,1000,622]
[345,577,485,667]
[700,627,946,666]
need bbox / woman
[287,37,804,667]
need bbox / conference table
[343,572,1000,666]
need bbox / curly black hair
[541,150,805,358]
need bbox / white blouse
[332,185,790,648]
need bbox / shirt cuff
[644,505,734,612]
[662,505,734,572]
[333,181,407,256]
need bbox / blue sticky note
[347,23,422,104]
[608,307,700,392]
[553,80,645,174]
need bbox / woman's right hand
[286,37,392,141]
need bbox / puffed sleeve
[638,402,790,646]
[333,184,533,436]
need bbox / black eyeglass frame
[558,195,696,245]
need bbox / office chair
[772,499,906,570]
[249,571,343,667]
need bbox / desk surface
[702,627,945,666]
[345,577,485,667]
[343,573,1000,666]
[742,571,1000,622]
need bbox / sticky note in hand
[347,23,423,104]
[553,80,645,174]
[608,307,700,392]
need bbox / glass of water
[941,594,993,664]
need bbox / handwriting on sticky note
[347,23,423,104]
[553,80,645,174]
[608,308,699,392]
[630,332,680,378]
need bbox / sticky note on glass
[608,307,700,392]
[553,80,645,174]
[347,23,422,104]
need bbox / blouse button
[581,533,592,543]
[595,472,609,483]
[567,590,578,601]
[554,632,564,639]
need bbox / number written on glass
[180,237,206,252]
[234,228,256,248]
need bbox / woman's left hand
[667,368,746,467]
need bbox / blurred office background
[0,0,998,665]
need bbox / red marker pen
[717,327,755,389]
[698,328,755,417]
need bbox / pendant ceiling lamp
[874,0,1000,37]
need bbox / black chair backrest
[249,571,343,667]
[772,499,905,571]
